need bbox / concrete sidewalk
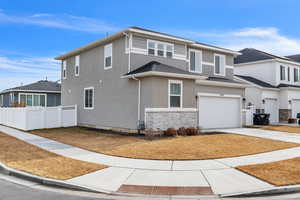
[1,125,300,196]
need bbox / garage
[264,99,279,124]
[292,99,300,118]
[198,94,241,129]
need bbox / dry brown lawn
[237,157,300,186]
[261,125,300,134]
[0,132,107,180]
[30,128,300,160]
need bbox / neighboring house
[234,48,300,123]
[55,26,248,132]
[0,80,61,107]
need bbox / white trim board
[145,108,197,112]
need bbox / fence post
[75,104,78,126]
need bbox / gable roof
[286,54,300,63]
[234,48,291,64]
[55,26,240,60]
[235,75,277,88]
[1,80,61,94]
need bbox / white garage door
[198,95,241,129]
[292,99,300,118]
[264,99,279,124]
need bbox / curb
[221,186,300,197]
[0,162,103,194]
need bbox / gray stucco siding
[62,36,140,130]
[132,35,147,49]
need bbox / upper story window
[75,55,80,76]
[294,68,300,82]
[62,60,67,79]
[214,54,225,75]
[287,67,290,81]
[84,87,94,109]
[169,80,182,108]
[189,49,202,73]
[104,43,112,70]
[147,40,174,58]
[280,65,286,80]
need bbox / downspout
[132,76,141,122]
[122,32,131,73]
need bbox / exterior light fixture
[262,99,265,104]
[289,100,292,104]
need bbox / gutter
[195,79,249,88]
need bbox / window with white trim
[280,65,285,80]
[63,60,67,79]
[147,40,174,58]
[169,80,182,108]
[294,68,300,82]
[104,43,112,69]
[189,50,202,73]
[19,93,46,107]
[0,95,3,107]
[75,55,80,76]
[84,87,94,109]
[214,54,225,75]
[287,67,290,81]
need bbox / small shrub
[186,127,198,136]
[164,128,177,137]
[177,127,187,136]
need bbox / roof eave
[0,89,61,94]
[121,71,206,80]
[195,79,249,88]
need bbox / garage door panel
[198,96,241,129]
[264,99,279,124]
[292,100,300,118]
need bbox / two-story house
[235,48,300,123]
[55,27,247,132]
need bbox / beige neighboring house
[55,27,248,132]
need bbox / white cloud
[0,55,60,90]
[0,10,118,33]
[172,27,300,56]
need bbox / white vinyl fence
[0,105,77,131]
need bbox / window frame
[294,68,300,82]
[147,39,174,59]
[104,43,113,70]
[280,65,286,81]
[214,54,226,76]
[18,93,47,107]
[84,87,94,110]
[168,80,183,108]
[189,49,202,74]
[75,55,80,76]
[62,60,67,79]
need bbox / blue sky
[1,0,300,90]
